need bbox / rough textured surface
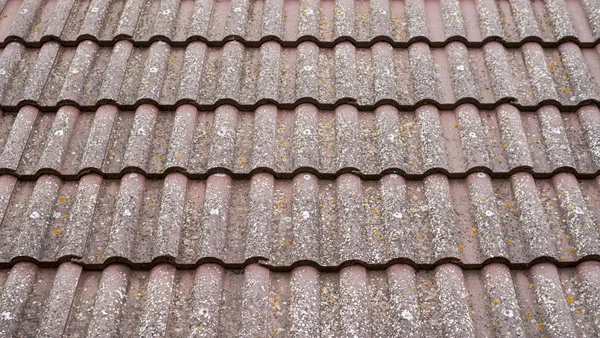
[0,1,599,336]
[0,261,599,337]
[1,41,600,110]
[1,103,599,178]
[1,0,600,47]
[0,172,598,267]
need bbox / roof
[0,0,599,336]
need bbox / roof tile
[1,0,600,47]
[0,172,597,267]
[1,41,599,109]
[1,261,599,337]
[1,103,599,177]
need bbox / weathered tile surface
[0,172,598,267]
[0,40,600,110]
[1,261,599,337]
[0,1,599,336]
[0,0,600,47]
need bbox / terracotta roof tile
[0,103,599,178]
[1,261,599,337]
[0,0,599,335]
[0,40,599,110]
[1,0,600,47]
[0,172,597,268]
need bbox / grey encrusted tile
[2,261,599,337]
[0,172,598,266]
[1,41,599,108]
[1,103,599,176]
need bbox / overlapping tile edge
[0,172,598,268]
[2,39,600,111]
[2,0,600,48]
[1,103,600,179]
[1,261,599,337]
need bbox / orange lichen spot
[566,296,574,303]
[471,228,478,236]
[454,124,459,128]
[53,229,63,236]
[175,155,181,161]
[283,198,291,203]
[458,244,465,252]
[372,210,380,216]
[525,311,532,317]
[492,299,499,305]
[568,249,576,254]
[58,196,67,203]
[286,239,293,246]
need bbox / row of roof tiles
[1,0,600,47]
[1,103,600,178]
[1,261,599,337]
[1,40,600,109]
[0,172,598,267]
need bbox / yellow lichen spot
[281,141,288,147]
[53,228,63,236]
[502,143,508,149]
[492,299,499,305]
[175,155,181,161]
[58,196,67,203]
[134,292,141,297]
[471,228,478,236]
[286,239,293,246]
[331,199,338,205]
[568,249,576,254]
[454,124,459,128]
[566,296,574,303]
[240,160,247,166]
[576,307,583,313]
[373,230,381,236]
[537,323,545,329]
[158,167,165,173]
[283,198,290,203]
[563,87,571,93]
[508,239,513,245]
[272,297,280,310]
[525,311,532,317]
[372,210,380,216]
[197,326,204,332]
[458,244,465,252]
